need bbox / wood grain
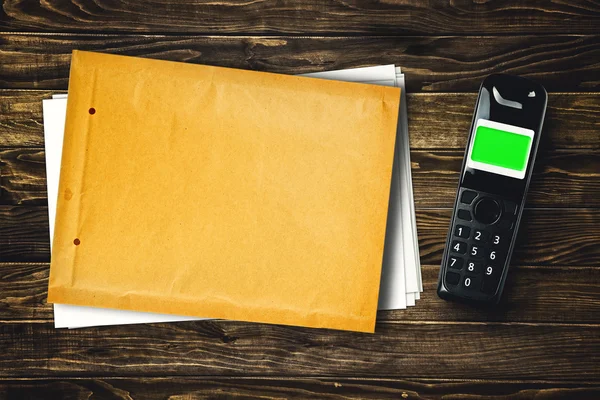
[5,148,600,209]
[0,377,599,400]
[3,206,600,265]
[0,321,598,380]
[1,91,598,150]
[408,93,600,149]
[1,0,599,35]
[417,208,600,266]
[1,34,599,92]
[411,150,600,208]
[0,148,47,205]
[0,206,49,262]
[5,148,599,208]
[2,263,599,325]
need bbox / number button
[488,250,502,264]
[482,265,502,295]
[464,277,472,287]
[451,240,467,254]
[462,275,480,291]
[470,245,485,258]
[446,271,460,286]
[455,225,470,239]
[448,256,464,270]
[460,190,478,205]
[466,261,482,273]
[473,229,489,243]
[457,209,472,221]
[503,200,518,216]
[492,234,501,246]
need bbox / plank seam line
[0,32,595,39]
[1,89,598,96]
[2,320,599,328]
[1,262,599,270]
[0,376,599,385]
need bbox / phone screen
[466,119,534,179]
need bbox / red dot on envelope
[74,238,81,246]
[89,108,96,115]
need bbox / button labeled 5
[470,245,485,258]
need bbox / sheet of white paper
[301,65,396,82]
[49,65,419,327]
[376,131,407,310]
[53,303,199,328]
[406,292,415,307]
[396,71,423,292]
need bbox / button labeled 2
[473,229,489,242]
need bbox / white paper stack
[43,65,422,328]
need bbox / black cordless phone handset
[438,74,547,304]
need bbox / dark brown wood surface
[1,35,598,92]
[1,0,598,34]
[1,1,599,398]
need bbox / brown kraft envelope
[47,51,400,333]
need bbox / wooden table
[1,1,599,398]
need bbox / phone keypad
[443,188,519,298]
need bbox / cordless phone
[437,74,547,304]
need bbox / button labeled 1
[455,225,470,239]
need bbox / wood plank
[0,321,597,380]
[0,148,47,205]
[411,150,600,208]
[1,0,598,35]
[2,206,600,265]
[2,263,599,325]
[408,93,600,149]
[4,147,600,208]
[0,35,599,92]
[0,206,49,262]
[1,91,598,149]
[0,377,598,399]
[417,208,600,266]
